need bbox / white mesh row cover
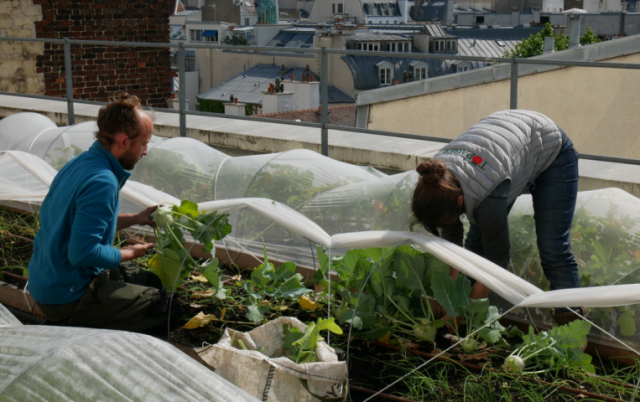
[0,305,22,328]
[0,305,260,402]
[3,149,640,309]
[6,114,640,345]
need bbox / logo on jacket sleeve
[441,149,489,170]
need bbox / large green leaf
[201,259,226,300]
[467,298,490,315]
[422,253,450,288]
[276,273,312,300]
[336,249,366,278]
[148,252,185,291]
[617,310,636,337]
[431,271,471,318]
[178,199,200,219]
[282,324,305,355]
[272,261,297,282]
[394,245,426,291]
[339,311,377,330]
[549,319,591,350]
[246,304,269,322]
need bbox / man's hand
[120,242,155,261]
[136,205,158,227]
[116,205,158,231]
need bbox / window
[434,40,445,52]
[457,65,469,73]
[245,18,250,26]
[379,67,392,85]
[415,67,427,80]
[333,3,336,13]
[404,42,409,52]
[338,3,343,13]
[475,15,485,24]
[190,29,203,42]
[540,16,550,23]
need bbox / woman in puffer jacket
[411,110,583,325]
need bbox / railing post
[510,55,518,110]
[320,47,329,157]
[63,37,74,125]
[178,42,186,138]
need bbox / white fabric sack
[196,317,348,402]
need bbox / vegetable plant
[149,199,231,291]
[315,245,450,342]
[242,243,312,322]
[282,317,343,364]
[503,320,593,375]
[430,271,508,353]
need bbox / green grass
[0,208,39,278]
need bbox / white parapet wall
[0,94,640,197]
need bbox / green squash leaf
[617,310,636,337]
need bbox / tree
[580,26,601,46]
[504,23,601,58]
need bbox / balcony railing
[1,36,640,166]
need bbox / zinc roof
[197,64,354,105]
[341,36,519,90]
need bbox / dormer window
[380,67,392,85]
[453,60,471,73]
[357,42,380,51]
[446,40,457,52]
[434,40,445,52]
[376,60,394,86]
[385,41,410,53]
[410,60,428,81]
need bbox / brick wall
[0,1,44,94]
[34,0,172,108]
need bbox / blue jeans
[465,131,580,293]
[530,133,580,291]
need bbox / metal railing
[1,36,640,165]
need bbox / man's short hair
[95,92,143,147]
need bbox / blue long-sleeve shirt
[29,141,131,305]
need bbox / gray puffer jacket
[434,110,563,225]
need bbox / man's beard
[118,150,142,171]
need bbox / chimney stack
[563,8,587,49]
[543,36,555,53]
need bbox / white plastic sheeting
[0,305,21,328]
[0,304,260,402]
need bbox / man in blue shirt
[29,93,170,332]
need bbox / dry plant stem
[1,231,33,243]
[370,341,628,402]
[3,272,28,282]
